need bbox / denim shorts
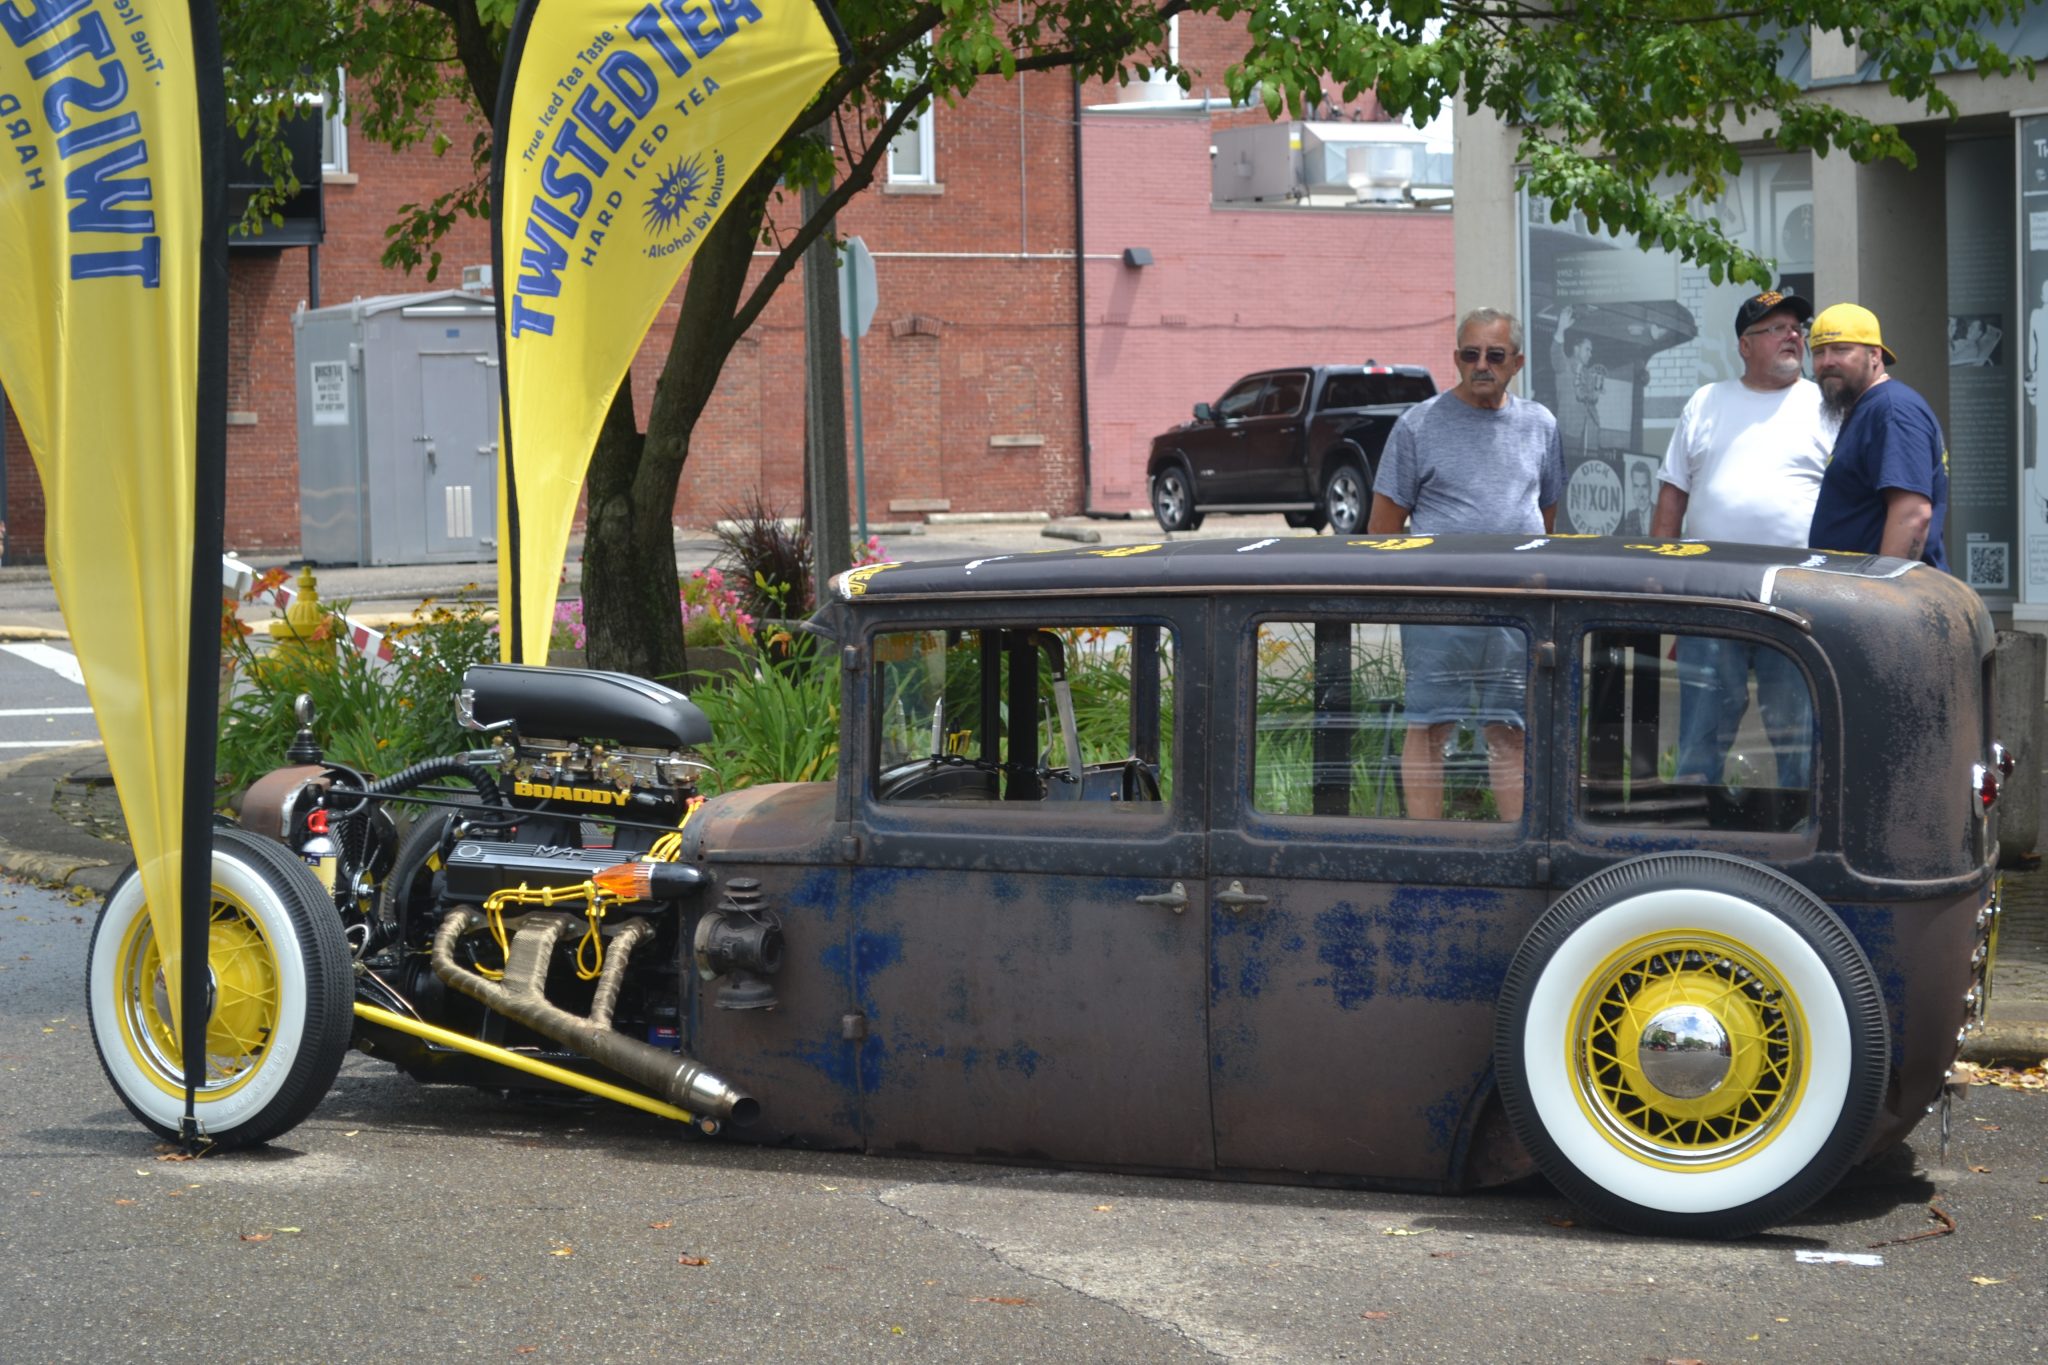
[1400,624,1528,729]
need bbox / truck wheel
[87,827,353,1149]
[1493,853,1887,1238]
[1151,464,1203,532]
[1323,461,1371,534]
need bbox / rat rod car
[86,535,2003,1237]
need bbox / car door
[1175,374,1269,502]
[845,599,1214,1171]
[1206,594,1556,1181]
[1214,369,1311,501]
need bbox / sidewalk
[1,738,2043,1065]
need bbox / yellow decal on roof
[1345,537,1435,551]
[1624,542,1710,557]
[840,563,902,596]
[1083,544,1165,558]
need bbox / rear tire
[1494,853,1888,1237]
[1323,461,1372,534]
[87,828,353,1149]
[1151,464,1203,532]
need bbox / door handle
[1134,881,1188,914]
[1216,880,1270,912]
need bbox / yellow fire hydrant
[266,564,335,671]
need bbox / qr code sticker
[1967,541,2010,590]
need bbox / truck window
[1322,373,1437,409]
[1260,373,1308,416]
[1214,376,1267,419]
[1253,618,1530,822]
[1576,629,1814,833]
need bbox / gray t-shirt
[1374,392,1564,535]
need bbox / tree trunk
[578,166,782,682]
[581,374,687,681]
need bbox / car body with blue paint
[87,534,2003,1238]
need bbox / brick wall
[1080,114,1455,509]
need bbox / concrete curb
[1961,1019,2048,1066]
[0,626,69,642]
[925,511,1051,525]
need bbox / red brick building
[0,17,1454,562]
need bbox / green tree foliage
[221,0,2032,675]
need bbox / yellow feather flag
[0,1,217,1040]
[493,0,849,663]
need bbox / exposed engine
[237,663,778,1129]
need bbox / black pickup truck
[1147,364,1436,533]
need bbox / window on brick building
[886,41,935,186]
[317,73,347,175]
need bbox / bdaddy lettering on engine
[507,0,764,341]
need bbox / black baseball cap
[1733,290,1813,339]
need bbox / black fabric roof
[829,534,1921,608]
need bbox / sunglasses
[1458,346,1512,366]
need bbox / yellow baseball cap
[1808,303,1897,365]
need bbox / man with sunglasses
[1368,308,1563,821]
[1650,290,1835,792]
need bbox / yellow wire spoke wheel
[1495,854,1887,1238]
[1573,932,1806,1169]
[87,828,354,1149]
[120,895,282,1099]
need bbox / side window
[873,624,1175,805]
[1214,377,1267,420]
[1260,373,1308,416]
[1253,618,1530,822]
[1577,630,1814,832]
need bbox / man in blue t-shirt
[1806,303,1949,570]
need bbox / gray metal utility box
[293,289,499,566]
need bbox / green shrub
[216,580,498,804]
[690,644,840,793]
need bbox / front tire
[1151,463,1203,532]
[1494,853,1887,1237]
[87,828,353,1149]
[1323,460,1372,534]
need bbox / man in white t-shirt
[1651,290,1836,794]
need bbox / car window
[1259,373,1308,416]
[1215,377,1267,419]
[1576,629,1814,833]
[873,623,1175,805]
[1252,618,1530,822]
[1322,373,1437,409]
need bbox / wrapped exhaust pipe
[432,909,759,1125]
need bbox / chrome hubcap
[1636,1003,1733,1099]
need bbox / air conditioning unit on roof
[461,264,493,293]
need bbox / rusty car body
[85,534,2003,1237]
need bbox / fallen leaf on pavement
[1380,1226,1427,1237]
[1361,1311,1392,1321]
[1428,1251,1465,1260]
[1970,1276,2005,1286]
[969,1297,1034,1306]
[112,1199,135,1206]
[648,1221,673,1229]
[1093,1204,1114,1212]
[549,1246,575,1257]
[1970,1165,1991,1173]
[677,1255,710,1266]
[1545,1215,1576,1228]
[239,1233,271,1243]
